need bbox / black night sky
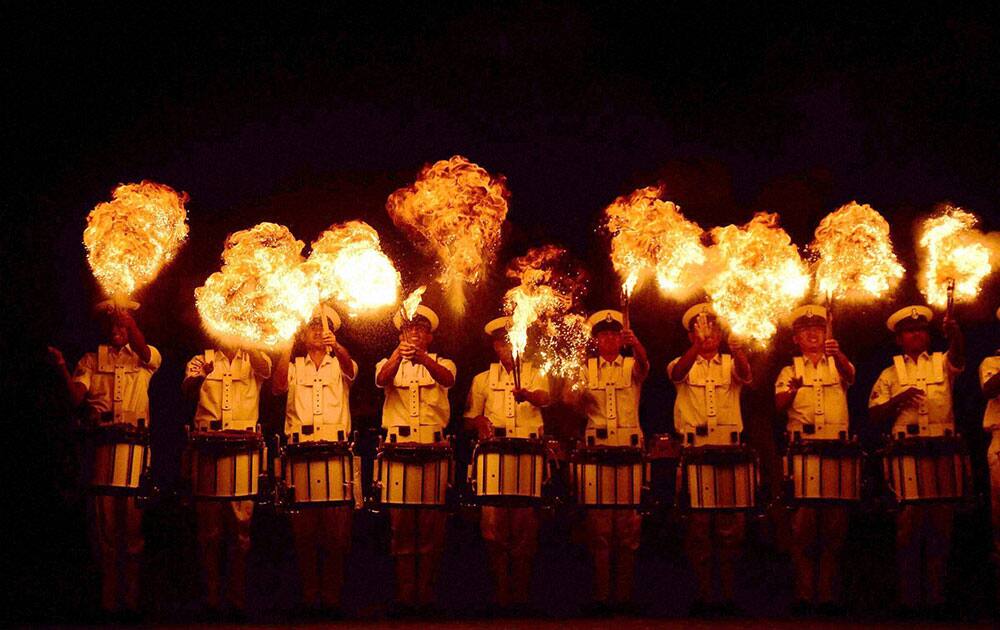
[6,3,1000,623]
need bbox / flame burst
[705,213,810,346]
[84,181,189,300]
[917,205,999,307]
[810,202,905,302]
[195,223,318,349]
[386,156,509,313]
[504,246,590,380]
[401,286,426,320]
[308,221,401,317]
[604,185,707,297]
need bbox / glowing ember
[705,212,810,346]
[504,246,590,381]
[604,185,706,298]
[917,205,999,308]
[195,223,318,349]
[386,155,509,314]
[809,201,905,302]
[401,285,427,320]
[84,181,189,301]
[308,221,401,317]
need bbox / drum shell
[187,430,264,500]
[880,436,972,503]
[85,424,149,493]
[472,438,547,505]
[681,445,758,510]
[785,440,862,502]
[377,443,453,506]
[282,441,355,506]
[571,446,644,507]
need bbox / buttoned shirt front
[285,354,357,442]
[581,356,642,431]
[187,349,272,431]
[868,351,961,437]
[465,361,550,437]
[669,353,749,446]
[775,355,853,439]
[980,353,1000,431]
[376,354,456,441]
[72,344,161,425]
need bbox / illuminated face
[492,335,513,363]
[102,317,128,348]
[896,323,930,354]
[302,321,327,351]
[793,323,826,353]
[402,320,433,350]
[595,329,622,357]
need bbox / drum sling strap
[587,357,634,428]
[98,345,139,424]
[393,355,438,431]
[687,354,732,423]
[893,353,945,433]
[205,349,251,426]
[295,355,342,428]
[793,356,840,428]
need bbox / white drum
[187,430,265,500]
[680,445,758,509]
[571,446,645,507]
[376,442,453,506]
[86,423,149,493]
[282,440,357,506]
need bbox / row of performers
[47,300,1000,618]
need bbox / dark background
[5,3,999,623]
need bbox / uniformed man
[375,305,456,614]
[774,305,855,613]
[464,316,551,611]
[50,305,160,617]
[273,306,357,614]
[868,305,964,614]
[182,342,272,615]
[978,306,1000,607]
[668,302,751,614]
[576,309,649,611]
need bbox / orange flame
[604,185,706,298]
[195,223,318,349]
[308,221,401,317]
[917,205,999,307]
[504,246,589,380]
[705,212,810,346]
[386,156,509,313]
[401,285,427,320]
[809,201,905,302]
[84,181,189,301]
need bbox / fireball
[917,205,998,308]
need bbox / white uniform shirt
[72,344,161,425]
[775,355,853,439]
[465,361,550,437]
[578,356,643,446]
[868,351,961,437]
[187,349,272,431]
[376,354,456,443]
[669,353,749,446]
[980,353,1000,431]
[285,354,357,442]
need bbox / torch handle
[320,306,333,353]
[621,289,630,331]
[946,278,955,320]
[825,293,834,340]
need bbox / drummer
[981,307,1000,605]
[273,305,357,615]
[575,309,648,612]
[667,302,751,614]
[182,341,272,616]
[868,305,964,614]
[375,305,456,614]
[774,305,855,613]
[464,315,551,611]
[50,304,160,617]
